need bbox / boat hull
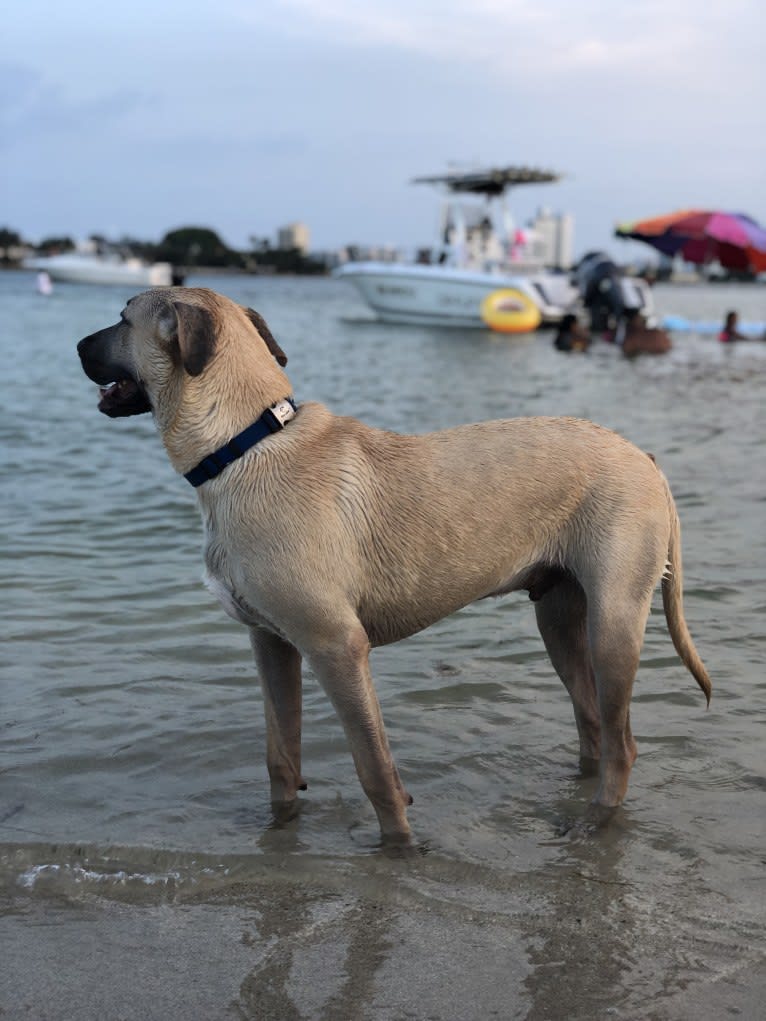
[29,256,174,287]
[334,262,577,327]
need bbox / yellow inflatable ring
[480,288,542,333]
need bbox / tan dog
[77,287,711,842]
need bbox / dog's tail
[659,470,712,705]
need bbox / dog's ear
[243,307,288,366]
[172,302,217,377]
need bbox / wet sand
[2,838,764,1020]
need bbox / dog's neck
[182,398,296,488]
[158,357,293,477]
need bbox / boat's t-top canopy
[412,165,561,197]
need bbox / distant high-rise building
[527,208,574,269]
[277,222,310,254]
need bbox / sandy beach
[3,838,765,1020]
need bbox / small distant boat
[36,270,53,295]
[334,165,579,328]
[26,249,180,287]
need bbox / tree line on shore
[0,226,327,274]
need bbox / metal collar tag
[270,399,297,427]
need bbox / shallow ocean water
[1,270,764,1019]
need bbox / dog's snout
[78,327,105,357]
[77,334,93,361]
[78,325,120,386]
[78,331,105,381]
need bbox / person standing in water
[719,311,747,343]
[553,313,591,352]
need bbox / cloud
[0,62,156,147]
[2,2,763,252]
[231,0,761,90]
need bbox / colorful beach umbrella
[615,209,766,273]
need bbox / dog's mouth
[97,377,152,417]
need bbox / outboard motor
[575,251,655,334]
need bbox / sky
[3,0,765,260]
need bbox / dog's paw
[380,837,429,860]
[269,798,303,827]
[556,803,618,837]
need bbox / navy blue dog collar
[184,398,297,487]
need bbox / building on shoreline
[277,222,310,254]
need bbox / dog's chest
[203,570,261,627]
[201,516,267,628]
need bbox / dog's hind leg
[533,574,600,764]
[250,627,306,805]
[583,567,657,816]
[306,620,412,842]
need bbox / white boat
[335,260,576,328]
[334,165,579,328]
[26,249,177,287]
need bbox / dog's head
[77,287,288,419]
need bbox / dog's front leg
[250,627,306,806]
[307,623,412,843]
